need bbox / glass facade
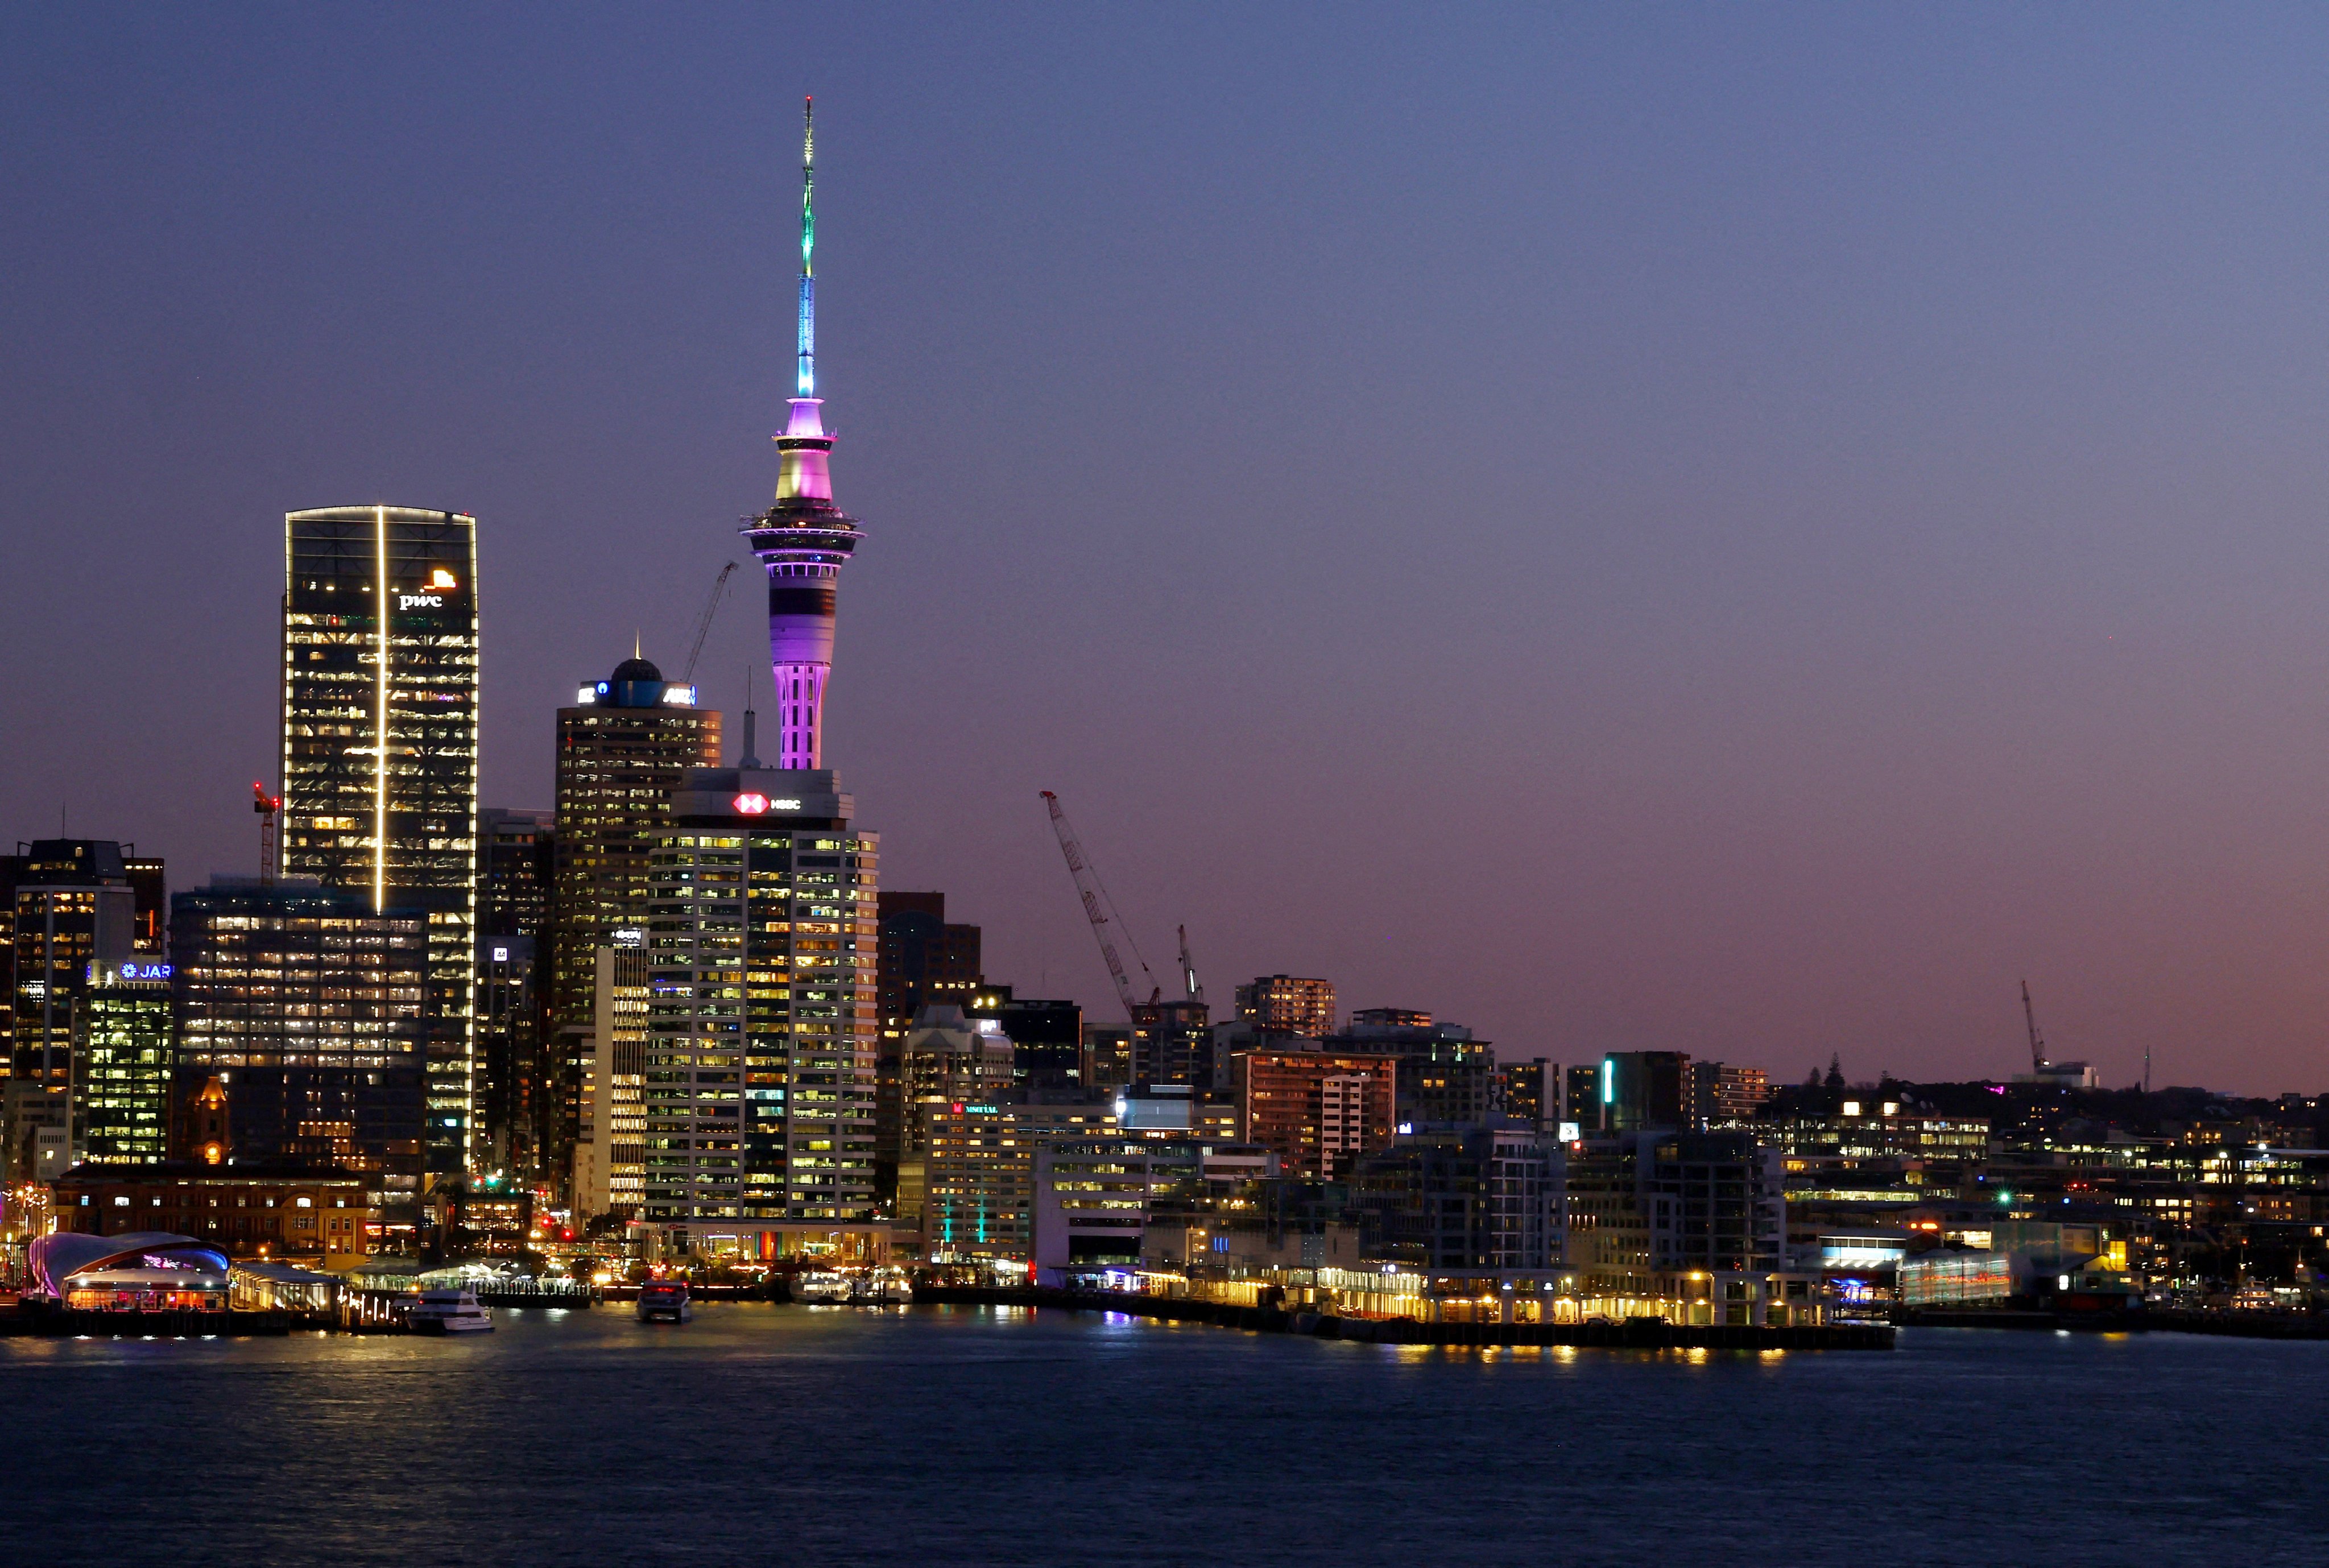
[280,505,479,1178]
[75,970,173,1162]
[170,881,428,1200]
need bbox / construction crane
[2021,978,2049,1074]
[1177,924,1204,1005]
[252,780,282,885]
[680,561,740,682]
[1040,791,1159,1021]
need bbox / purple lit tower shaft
[744,96,862,769]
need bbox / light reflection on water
[2,1308,2326,1566]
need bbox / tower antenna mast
[797,94,816,398]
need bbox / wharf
[917,1285,1895,1350]
[1904,1305,2329,1340]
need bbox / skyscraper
[545,655,721,1189]
[280,504,479,1180]
[744,98,864,769]
[643,772,882,1256]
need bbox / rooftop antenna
[797,95,816,398]
[740,662,763,768]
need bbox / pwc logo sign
[398,568,461,611]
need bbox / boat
[412,1288,494,1334]
[636,1280,693,1323]
[792,1269,854,1304]
[859,1265,915,1305]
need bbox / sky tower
[744,96,863,769]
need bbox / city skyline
[14,10,2329,1091]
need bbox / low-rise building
[50,1161,377,1264]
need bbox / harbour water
[2,1305,2323,1565]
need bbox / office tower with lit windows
[546,655,722,1188]
[170,879,428,1199]
[1234,975,1337,1039]
[641,770,882,1257]
[11,840,139,1085]
[74,962,173,1163]
[573,935,650,1222]
[280,504,479,1180]
[477,807,553,1175]
[744,98,864,771]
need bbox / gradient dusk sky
[9,6,2329,1092]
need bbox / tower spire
[744,94,863,773]
[797,96,816,399]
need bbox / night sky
[9,6,2329,1093]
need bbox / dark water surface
[1,1304,2322,1565]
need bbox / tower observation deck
[743,96,863,770]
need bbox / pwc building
[279,504,479,1181]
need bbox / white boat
[412,1288,494,1334]
[636,1281,693,1322]
[861,1266,915,1305]
[793,1269,854,1304]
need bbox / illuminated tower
[280,504,479,1182]
[743,96,864,770]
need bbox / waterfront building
[547,656,722,1190]
[637,768,882,1257]
[1234,975,1337,1038]
[1232,1050,1397,1179]
[51,1160,375,1262]
[73,962,174,1163]
[11,839,139,1085]
[477,808,553,1175]
[918,1098,1118,1263]
[1566,1130,1787,1298]
[169,879,427,1204]
[280,503,479,1180]
[1033,1134,1275,1281]
[1349,1124,1567,1271]
[574,936,649,1223]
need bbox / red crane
[253,780,282,885]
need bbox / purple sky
[9,6,2329,1092]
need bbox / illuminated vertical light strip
[464,511,479,1168]
[797,96,815,397]
[374,504,389,915]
